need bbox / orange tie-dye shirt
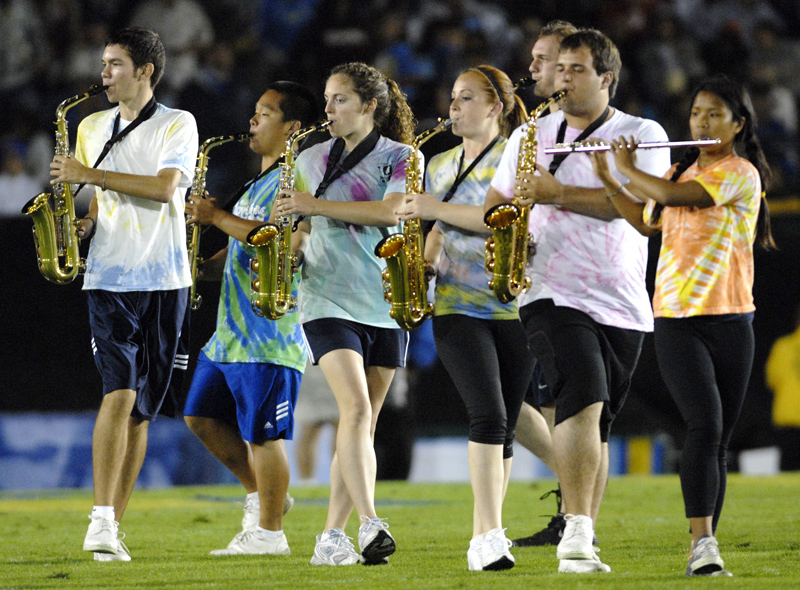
[643,153,761,318]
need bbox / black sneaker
[511,513,566,547]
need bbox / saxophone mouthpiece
[88,84,109,96]
[551,89,567,101]
[514,78,535,90]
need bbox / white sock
[92,506,115,520]
[246,491,260,505]
[258,527,283,540]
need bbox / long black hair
[670,75,775,249]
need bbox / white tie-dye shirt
[294,135,414,328]
[491,109,671,331]
[75,104,198,291]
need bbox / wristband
[605,185,623,199]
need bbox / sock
[92,506,115,520]
[246,491,260,504]
[258,527,283,540]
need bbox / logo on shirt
[379,164,393,185]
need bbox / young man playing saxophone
[485,28,670,573]
[182,81,319,556]
[49,27,199,562]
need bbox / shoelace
[328,529,356,549]
[693,537,720,558]
[486,529,512,552]
[116,531,130,556]
[360,516,390,531]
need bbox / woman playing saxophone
[396,64,533,572]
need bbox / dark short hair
[106,27,166,89]
[266,81,319,128]
[560,29,622,98]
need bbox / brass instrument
[484,89,566,303]
[187,133,251,310]
[513,77,535,90]
[544,138,721,154]
[248,120,332,320]
[22,84,106,284]
[375,118,453,331]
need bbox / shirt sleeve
[692,159,760,207]
[490,124,525,200]
[386,145,416,195]
[159,111,199,188]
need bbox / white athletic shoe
[283,492,295,515]
[94,534,131,562]
[83,515,118,554]
[358,516,396,563]
[556,514,595,560]
[241,496,260,532]
[686,535,728,576]
[210,529,290,556]
[310,528,362,566]
[467,528,515,571]
[558,550,610,573]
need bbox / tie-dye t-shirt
[425,139,517,320]
[201,168,307,371]
[643,154,761,318]
[491,109,671,332]
[76,104,198,291]
[294,135,414,328]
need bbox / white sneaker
[283,492,295,515]
[310,528,362,566]
[83,515,118,554]
[556,514,595,560]
[241,496,260,532]
[358,516,396,563]
[94,534,131,562]
[558,550,610,573]
[686,535,726,576]
[467,528,515,571]
[210,529,290,555]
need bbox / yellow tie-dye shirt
[644,153,761,318]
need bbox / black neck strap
[76,96,159,194]
[548,106,610,176]
[314,128,381,198]
[422,135,501,235]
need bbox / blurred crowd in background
[2,0,800,217]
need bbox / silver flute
[543,139,721,154]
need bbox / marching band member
[276,62,416,566]
[398,64,531,571]
[589,74,775,578]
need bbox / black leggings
[433,314,534,458]
[654,315,754,530]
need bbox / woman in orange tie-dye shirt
[589,75,775,578]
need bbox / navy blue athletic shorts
[302,318,408,368]
[87,288,189,420]
[184,352,301,443]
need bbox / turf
[1,474,798,589]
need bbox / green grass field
[1,474,798,589]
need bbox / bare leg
[591,442,609,523]
[552,402,603,518]
[92,389,137,509]
[296,422,324,480]
[319,350,393,529]
[468,441,505,537]
[689,516,714,546]
[113,416,149,522]
[515,403,558,475]
[251,439,290,531]
[184,416,256,492]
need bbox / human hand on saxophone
[275,189,317,216]
[185,191,220,226]
[396,192,440,221]
[513,164,564,206]
[50,153,93,185]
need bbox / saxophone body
[187,133,251,310]
[248,120,331,320]
[484,90,566,303]
[22,84,106,285]
[375,118,452,331]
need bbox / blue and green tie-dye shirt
[425,138,518,320]
[201,167,307,371]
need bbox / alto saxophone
[22,84,106,284]
[248,120,332,320]
[187,133,251,310]
[484,89,566,303]
[375,118,452,330]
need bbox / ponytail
[470,65,528,137]
[329,62,416,145]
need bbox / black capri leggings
[433,314,534,459]
[654,314,754,530]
